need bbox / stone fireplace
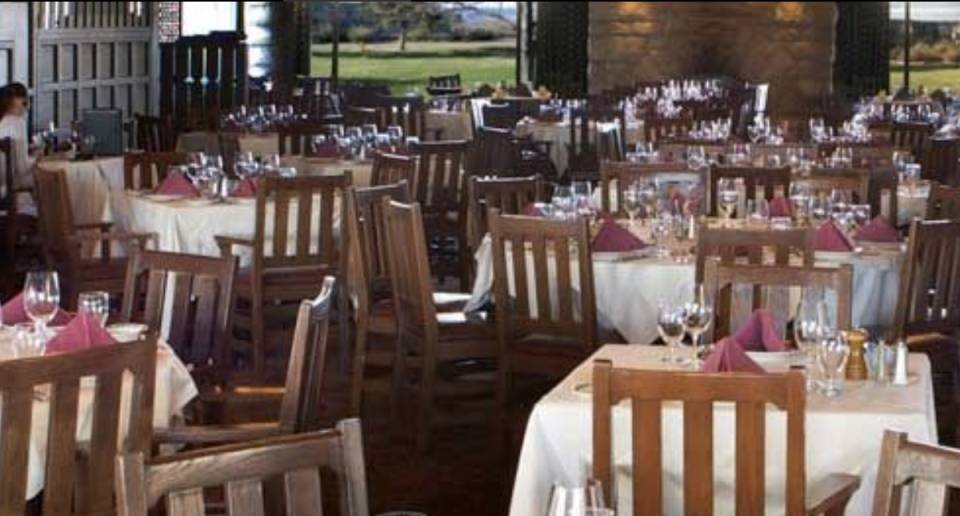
[588,2,838,115]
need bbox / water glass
[809,194,832,226]
[14,322,40,358]
[717,178,739,225]
[746,198,770,228]
[622,183,643,227]
[23,271,61,340]
[851,204,871,228]
[788,183,811,222]
[818,334,850,397]
[551,185,576,220]
[795,287,832,391]
[683,285,713,369]
[658,303,687,364]
[546,480,607,516]
[78,291,110,327]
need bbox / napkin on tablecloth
[733,309,789,352]
[154,171,199,197]
[854,216,898,243]
[1,293,72,326]
[815,221,854,252]
[522,203,544,217]
[769,196,792,217]
[232,178,258,198]
[44,312,117,354]
[312,141,341,159]
[702,338,766,373]
[592,219,648,252]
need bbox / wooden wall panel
[0,2,29,87]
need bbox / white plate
[141,193,184,202]
[180,198,216,207]
[746,350,799,365]
[108,323,148,343]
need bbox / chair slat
[633,397,663,516]
[227,479,267,516]
[42,378,81,514]
[167,487,205,516]
[285,469,324,516]
[0,388,34,513]
[683,400,714,515]
[735,401,766,516]
[86,370,125,512]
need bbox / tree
[361,1,445,51]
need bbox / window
[180,1,238,36]
[890,2,960,93]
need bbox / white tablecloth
[0,331,198,500]
[510,345,940,516]
[38,157,124,225]
[466,236,903,344]
[897,184,929,226]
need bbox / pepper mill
[844,329,868,381]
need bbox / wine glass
[637,179,658,223]
[546,480,608,516]
[788,182,811,222]
[794,287,832,392]
[658,302,687,364]
[572,181,594,219]
[851,204,871,228]
[818,333,850,398]
[386,125,404,146]
[622,183,643,228]
[23,271,61,341]
[746,198,770,228]
[717,178,739,226]
[683,285,714,369]
[551,185,575,220]
[652,212,674,258]
[78,291,110,327]
[809,193,832,226]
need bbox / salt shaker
[892,339,909,386]
[874,339,888,384]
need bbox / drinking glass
[622,183,643,228]
[788,183,811,222]
[637,179,658,222]
[546,480,607,516]
[78,291,110,327]
[683,285,713,369]
[794,287,832,391]
[809,193,832,226]
[652,212,673,258]
[24,271,61,341]
[572,181,594,218]
[551,185,575,220]
[818,333,850,397]
[851,204,871,228]
[386,126,404,146]
[658,303,687,364]
[14,322,40,358]
[746,198,770,228]
[717,178,739,226]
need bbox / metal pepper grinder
[844,329,868,381]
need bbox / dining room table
[0,326,197,500]
[509,344,941,515]
[37,155,125,225]
[514,119,644,175]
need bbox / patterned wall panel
[33,1,153,129]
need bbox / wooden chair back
[0,137,14,219]
[568,104,625,177]
[923,137,960,185]
[643,116,695,143]
[468,175,543,248]
[410,140,468,213]
[799,168,871,204]
[33,166,77,261]
[116,420,369,516]
[135,114,176,152]
[370,151,415,186]
[703,260,853,342]
[708,165,792,216]
[121,249,237,373]
[871,429,960,516]
[380,200,438,338]
[926,184,960,220]
[278,122,339,156]
[592,361,807,515]
[253,174,351,275]
[893,219,960,338]
[695,223,815,284]
[488,211,597,351]
[0,339,157,515]
[376,95,426,139]
[123,151,190,190]
[869,167,900,221]
[891,121,934,159]
[599,160,700,214]
[471,126,519,176]
[427,73,463,96]
[349,182,413,302]
[482,103,521,130]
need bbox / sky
[889,2,960,22]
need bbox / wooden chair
[0,137,37,275]
[892,121,934,160]
[410,140,471,290]
[154,276,336,446]
[34,166,153,310]
[799,168,871,204]
[0,338,157,516]
[470,127,555,179]
[893,219,960,446]
[427,73,463,96]
[216,174,351,381]
[135,114,176,152]
[489,211,597,408]
[592,361,860,515]
[599,160,701,215]
[370,151,415,186]
[467,175,543,250]
[703,260,853,343]
[695,222,815,284]
[871,429,960,515]
[381,199,495,452]
[482,103,521,130]
[926,184,960,220]
[116,420,370,516]
[277,122,339,156]
[567,103,625,178]
[708,165,792,216]
[923,137,960,185]
[122,151,190,190]
[869,167,900,221]
[121,249,237,385]
[376,95,428,140]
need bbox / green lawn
[312,39,516,95]
[890,64,960,92]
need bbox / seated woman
[0,82,38,216]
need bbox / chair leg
[337,277,351,374]
[349,314,368,417]
[251,288,266,381]
[416,342,437,454]
[391,332,408,437]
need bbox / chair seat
[367,293,474,335]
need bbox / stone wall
[589,2,837,115]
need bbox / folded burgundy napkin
[815,221,854,252]
[2,292,72,326]
[702,338,765,373]
[45,312,117,354]
[769,196,792,217]
[155,172,199,197]
[312,141,341,159]
[232,178,258,198]
[592,219,648,252]
[854,216,898,243]
[522,203,544,217]
[733,309,789,352]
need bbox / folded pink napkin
[45,312,117,354]
[769,196,792,217]
[232,178,258,198]
[522,203,544,217]
[815,221,854,252]
[592,219,648,252]
[854,216,898,243]
[2,292,72,326]
[733,309,789,352]
[311,141,341,159]
[702,338,765,373]
[155,172,199,197]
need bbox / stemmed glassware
[818,333,850,398]
[572,181,594,219]
[622,183,643,228]
[717,178,739,226]
[637,179,658,224]
[788,183,811,223]
[683,284,713,369]
[23,271,61,342]
[551,185,576,221]
[658,302,687,364]
[77,291,110,327]
[809,193,832,226]
[794,287,833,392]
[546,480,610,516]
